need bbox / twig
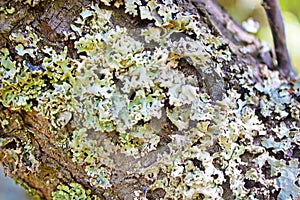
[263,0,296,78]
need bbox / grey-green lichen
[0,0,300,199]
[0,6,16,15]
[17,0,44,7]
[52,182,99,200]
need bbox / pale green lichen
[10,26,41,59]
[1,1,300,199]
[85,166,111,188]
[119,124,160,157]
[52,183,99,200]
[17,0,43,7]
[0,48,45,111]
[0,6,16,15]
[68,128,112,188]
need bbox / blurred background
[0,167,30,200]
[218,0,300,74]
[0,0,300,200]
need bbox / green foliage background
[218,0,300,74]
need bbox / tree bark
[0,0,300,199]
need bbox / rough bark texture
[1,0,300,200]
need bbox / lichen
[1,0,300,199]
[10,26,41,58]
[52,183,99,200]
[17,0,43,7]
[0,6,16,15]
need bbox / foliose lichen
[52,182,99,200]
[1,0,300,199]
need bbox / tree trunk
[0,0,299,199]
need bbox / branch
[263,0,296,78]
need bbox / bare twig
[263,0,296,78]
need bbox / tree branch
[263,0,296,78]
